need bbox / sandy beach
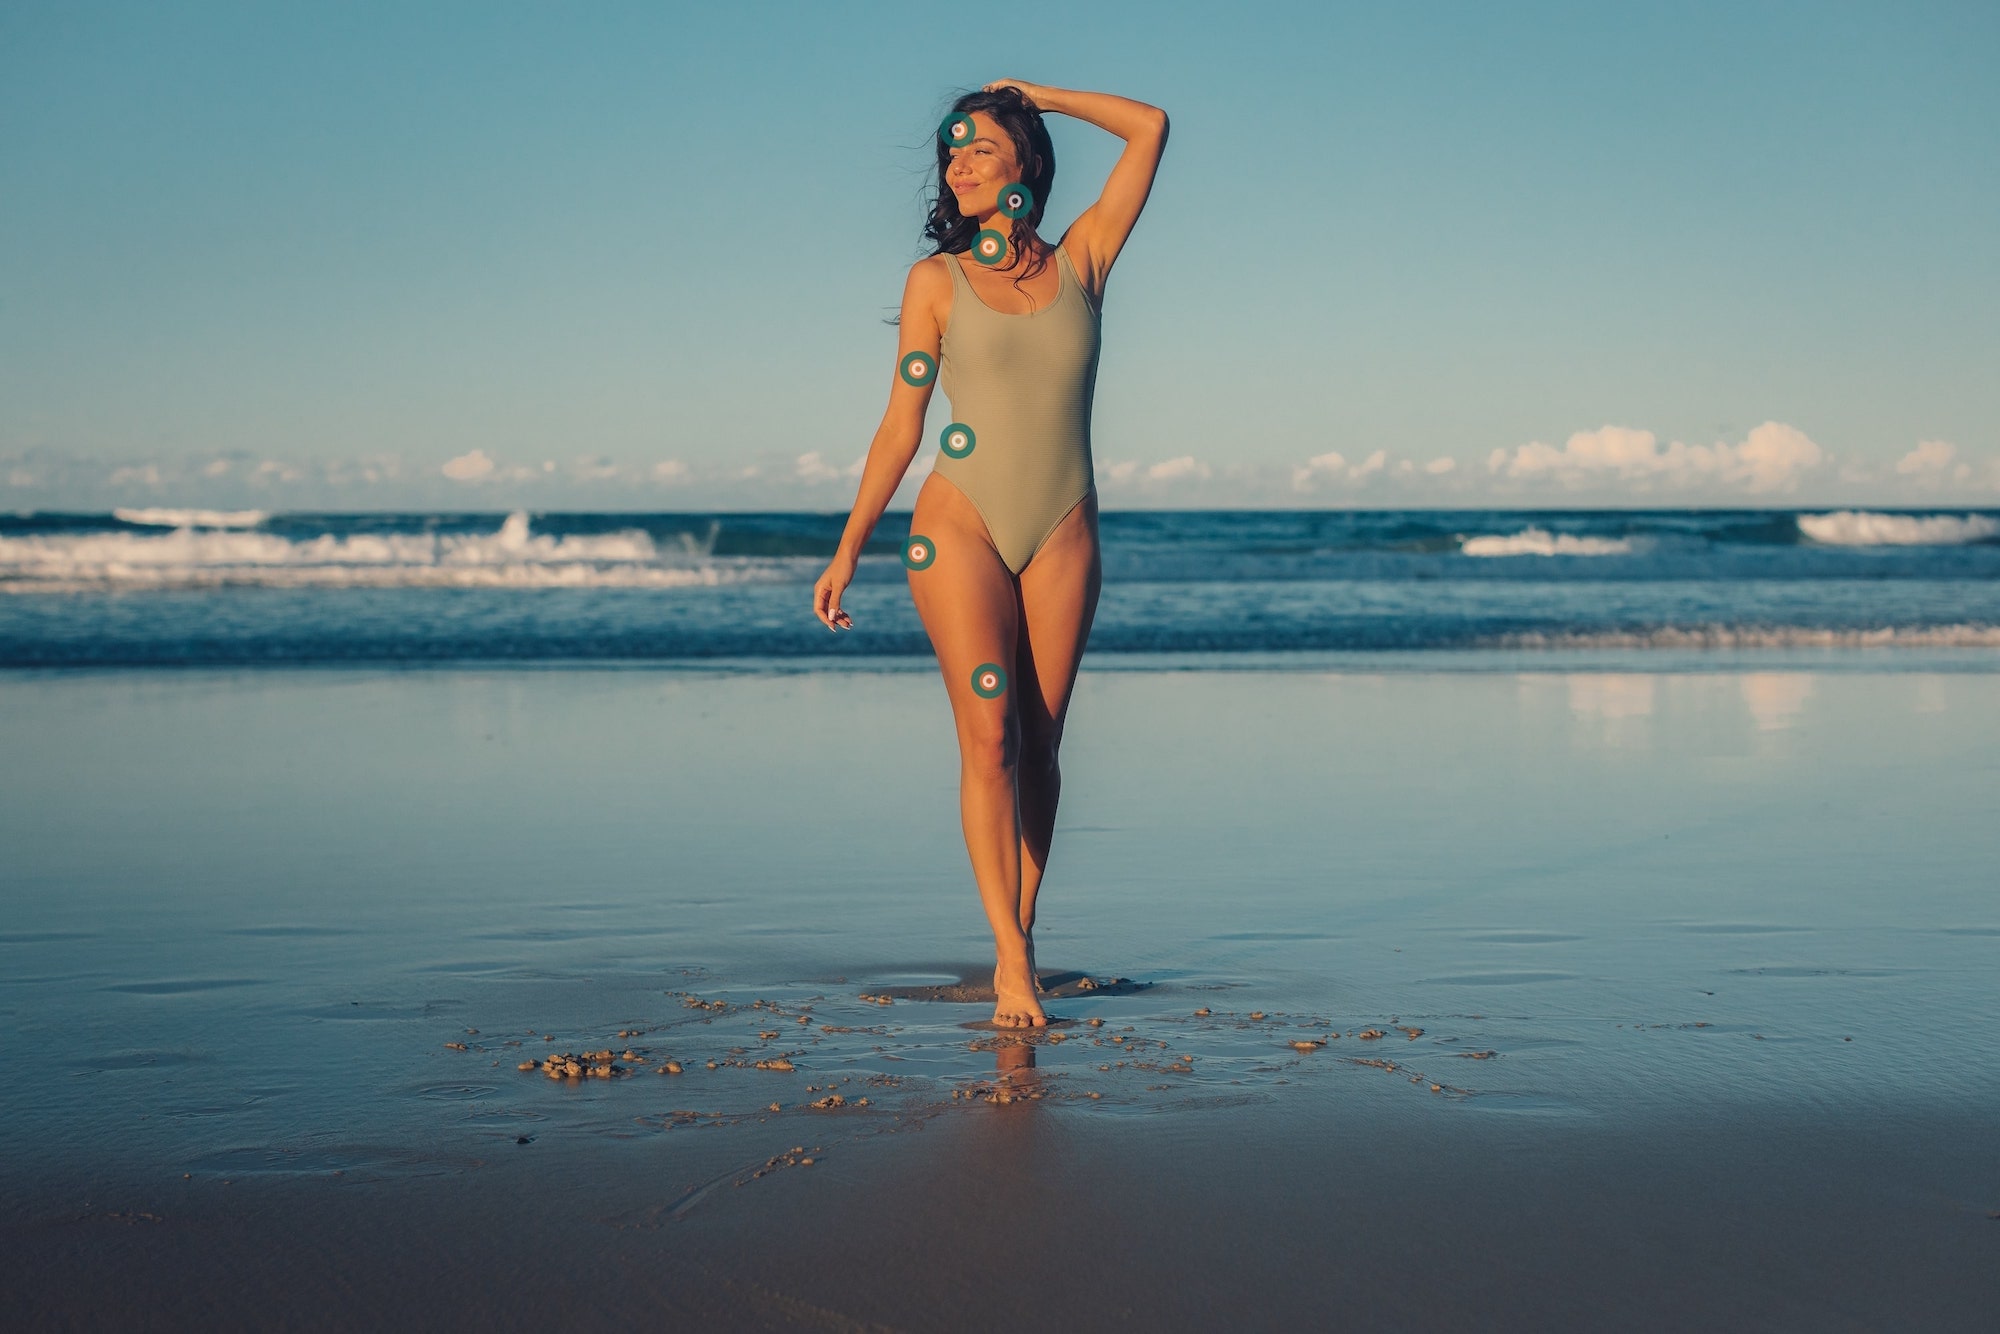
[4,663,1997,1330]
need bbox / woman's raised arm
[985,80,1169,295]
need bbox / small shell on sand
[1290,1039,1325,1053]
[661,1061,684,1074]
[1193,1008,1211,1016]
[1087,1018,1104,1028]
[755,1058,795,1072]
[1399,1027,1424,1040]
[443,1042,468,1051]
[1357,1028,1386,1040]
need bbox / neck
[967,215,1047,273]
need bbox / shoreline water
[4,664,1996,1329]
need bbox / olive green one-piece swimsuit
[933,244,1102,575]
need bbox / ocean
[3,505,1997,665]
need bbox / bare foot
[992,948,1047,1029]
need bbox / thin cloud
[1488,422,1824,494]
[1147,455,1210,482]
[793,451,842,483]
[1896,440,1955,475]
[442,449,495,482]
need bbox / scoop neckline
[950,244,1079,319]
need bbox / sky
[3,0,1996,511]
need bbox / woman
[813,79,1168,1029]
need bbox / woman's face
[945,112,1021,218]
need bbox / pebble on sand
[1357,1028,1386,1040]
[523,1054,628,1080]
[1193,1008,1211,1016]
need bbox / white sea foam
[113,507,270,529]
[0,510,792,592]
[1460,527,1632,557]
[1498,625,2000,650]
[1795,511,1999,546]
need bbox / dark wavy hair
[925,87,1057,287]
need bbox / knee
[959,712,1019,777]
[1019,729,1061,777]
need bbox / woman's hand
[983,78,1051,110]
[812,555,857,632]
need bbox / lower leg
[1015,748,1061,935]
[958,742,1044,1028]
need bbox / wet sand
[3,664,1997,1330]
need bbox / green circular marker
[997,182,1034,219]
[902,535,936,570]
[971,663,1006,699]
[940,113,976,149]
[939,423,976,459]
[899,350,936,386]
[972,229,1007,266]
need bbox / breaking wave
[1796,511,2000,546]
[112,507,270,529]
[0,510,790,591]
[1460,527,1633,557]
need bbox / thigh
[1013,491,1102,748]
[907,473,1022,729]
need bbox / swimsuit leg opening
[1018,487,1096,574]
[928,471,1027,577]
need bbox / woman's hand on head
[813,556,856,632]
[982,78,1047,109]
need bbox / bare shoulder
[904,253,953,298]
[902,254,953,328]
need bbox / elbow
[1149,107,1170,141]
